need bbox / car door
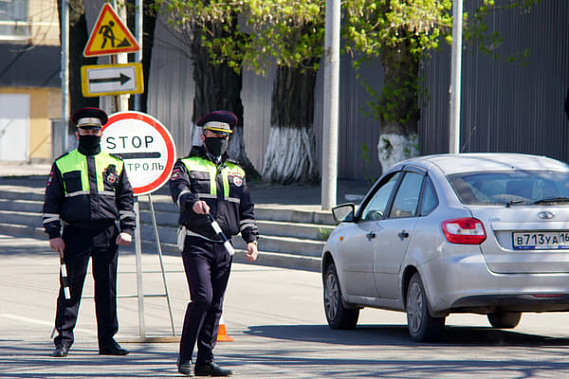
[373,170,425,299]
[341,172,402,298]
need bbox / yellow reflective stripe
[222,171,230,198]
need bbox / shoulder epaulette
[226,158,241,165]
[55,151,71,161]
[108,152,124,161]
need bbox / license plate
[513,231,569,250]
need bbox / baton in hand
[59,255,71,300]
[206,213,235,256]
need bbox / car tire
[487,311,522,329]
[406,273,445,342]
[324,263,359,329]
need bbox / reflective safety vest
[55,149,125,198]
[181,155,245,203]
[169,150,257,243]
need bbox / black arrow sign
[90,73,131,86]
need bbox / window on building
[0,0,29,41]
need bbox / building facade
[0,0,60,163]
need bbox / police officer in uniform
[42,107,136,357]
[169,110,259,376]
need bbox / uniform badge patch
[104,164,119,186]
[171,167,181,180]
[232,175,243,187]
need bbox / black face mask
[204,137,228,157]
[78,135,101,150]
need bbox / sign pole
[132,0,147,340]
[133,200,146,338]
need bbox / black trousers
[54,223,119,348]
[179,237,233,364]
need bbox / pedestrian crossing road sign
[83,3,140,57]
[81,63,144,97]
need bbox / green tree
[240,1,324,184]
[344,0,452,171]
[157,0,259,178]
[344,0,542,171]
[159,0,323,183]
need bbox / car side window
[360,172,402,221]
[389,172,423,219]
[420,176,438,216]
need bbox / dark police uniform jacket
[42,147,136,239]
[169,146,258,244]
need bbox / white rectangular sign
[81,63,144,97]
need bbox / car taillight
[442,217,486,245]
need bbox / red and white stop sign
[102,111,176,196]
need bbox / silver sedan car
[322,153,569,342]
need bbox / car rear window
[447,170,569,205]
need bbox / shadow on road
[245,323,569,347]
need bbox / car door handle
[398,230,409,239]
[366,232,376,240]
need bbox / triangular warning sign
[83,3,140,57]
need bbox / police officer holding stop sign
[42,107,136,358]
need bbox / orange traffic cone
[217,315,234,342]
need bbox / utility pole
[60,0,69,154]
[321,0,341,210]
[449,0,463,154]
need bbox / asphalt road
[2,233,569,378]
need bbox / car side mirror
[332,203,355,223]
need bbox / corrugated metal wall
[420,0,569,162]
[148,18,383,181]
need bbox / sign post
[103,111,177,340]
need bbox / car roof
[398,153,569,175]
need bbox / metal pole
[133,199,146,338]
[148,195,176,336]
[134,0,143,112]
[61,0,69,154]
[449,0,463,154]
[321,0,341,210]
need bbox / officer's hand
[192,200,210,215]
[116,232,132,246]
[50,237,65,256]
[246,242,258,262]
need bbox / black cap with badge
[197,110,237,135]
[71,107,108,130]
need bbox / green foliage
[157,0,325,76]
[344,0,453,59]
[343,0,452,124]
[317,227,332,241]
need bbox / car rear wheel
[324,263,359,329]
[406,273,445,342]
[487,311,522,329]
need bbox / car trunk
[471,206,569,274]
